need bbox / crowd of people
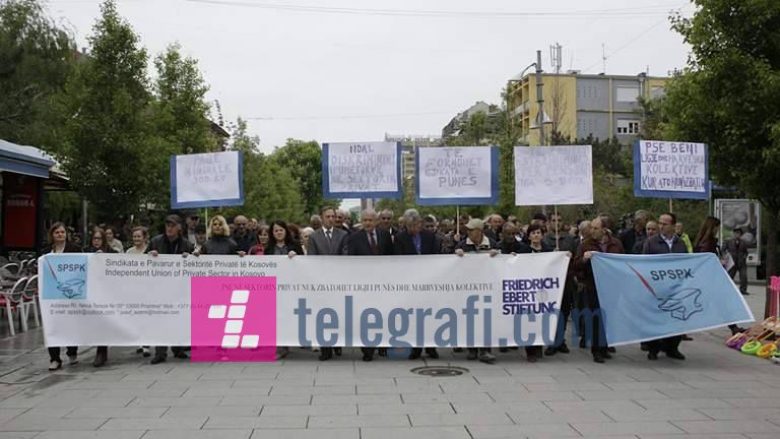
[42,206,751,370]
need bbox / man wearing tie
[306,206,348,361]
[347,208,394,361]
[394,209,440,360]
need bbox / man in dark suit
[395,210,440,360]
[306,206,348,361]
[347,208,394,361]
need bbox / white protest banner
[633,139,709,200]
[171,151,244,208]
[514,145,593,206]
[322,141,402,198]
[416,146,498,205]
[39,252,569,348]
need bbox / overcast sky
[46,0,694,152]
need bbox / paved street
[0,284,778,439]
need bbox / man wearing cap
[455,218,499,364]
[147,214,194,365]
[395,209,440,360]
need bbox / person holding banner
[347,209,394,361]
[268,220,303,256]
[197,215,241,256]
[396,210,440,360]
[307,206,348,361]
[83,227,117,367]
[576,216,624,363]
[43,222,82,371]
[147,214,194,365]
[642,212,688,361]
[456,218,499,364]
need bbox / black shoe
[681,334,693,341]
[602,351,613,360]
[362,354,373,362]
[607,347,616,353]
[593,353,605,363]
[730,326,746,335]
[499,347,509,353]
[174,352,189,360]
[579,338,587,349]
[466,350,478,361]
[741,291,750,296]
[640,342,649,351]
[666,350,686,360]
[544,347,557,356]
[453,348,464,353]
[408,351,422,360]
[92,355,106,368]
[427,349,439,359]
[334,347,342,356]
[647,351,658,361]
[150,356,166,365]
[527,354,538,363]
[378,348,387,357]
[557,343,570,354]
[318,351,333,361]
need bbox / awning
[0,138,56,179]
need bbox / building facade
[506,72,668,146]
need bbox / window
[616,119,640,135]
[616,86,640,102]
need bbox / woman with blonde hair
[196,215,242,256]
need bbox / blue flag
[591,253,754,346]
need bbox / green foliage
[0,0,75,144]
[272,139,331,216]
[51,0,152,219]
[659,0,780,276]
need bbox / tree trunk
[764,207,778,318]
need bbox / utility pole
[535,50,544,146]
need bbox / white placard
[634,139,709,199]
[171,151,243,208]
[514,145,593,206]
[323,142,401,198]
[40,252,569,348]
[417,146,497,205]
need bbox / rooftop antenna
[550,42,562,74]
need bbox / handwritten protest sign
[514,145,593,206]
[633,139,709,199]
[416,146,498,205]
[322,142,402,199]
[171,151,244,208]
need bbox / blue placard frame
[170,151,245,209]
[321,142,403,199]
[633,140,710,200]
[415,146,499,206]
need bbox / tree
[146,43,218,209]
[0,0,75,144]
[659,0,780,284]
[52,0,153,219]
[272,139,330,216]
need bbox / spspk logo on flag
[591,253,753,346]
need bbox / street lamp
[506,50,546,145]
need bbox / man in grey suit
[306,206,348,361]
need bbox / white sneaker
[49,360,62,371]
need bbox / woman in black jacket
[83,227,116,367]
[43,222,82,371]
[197,215,241,256]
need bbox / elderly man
[642,212,688,361]
[484,213,505,242]
[456,218,499,364]
[232,215,256,253]
[347,209,394,361]
[620,210,649,254]
[307,206,349,361]
[395,209,440,360]
[632,220,658,254]
[335,209,352,234]
[576,216,624,363]
[310,214,323,231]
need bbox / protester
[455,218,499,364]
[642,212,688,361]
[347,209,394,361]
[185,215,200,246]
[193,224,207,254]
[724,227,749,296]
[300,227,314,255]
[576,216,624,363]
[676,222,693,253]
[543,212,576,252]
[693,216,746,335]
[198,215,241,255]
[335,209,351,234]
[310,214,323,231]
[515,223,552,362]
[125,226,149,254]
[42,222,81,371]
[633,220,658,254]
[232,215,255,253]
[484,213,504,242]
[147,214,194,365]
[104,226,124,253]
[307,206,348,360]
[83,227,116,367]
[268,220,303,256]
[620,210,649,254]
[395,210,440,360]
